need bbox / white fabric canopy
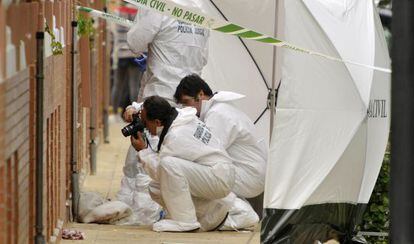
[264,0,390,210]
[176,0,390,212]
[194,0,279,144]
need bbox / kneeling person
[130,96,235,232]
[174,74,267,199]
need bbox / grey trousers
[111,58,143,111]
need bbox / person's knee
[159,156,181,173]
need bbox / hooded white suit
[121,2,210,225]
[200,91,268,198]
[127,1,209,102]
[138,107,236,231]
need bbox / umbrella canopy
[194,0,279,143]
[261,0,391,243]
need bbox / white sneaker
[152,219,201,232]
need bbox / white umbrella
[261,0,391,243]
[197,0,278,144]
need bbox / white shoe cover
[152,219,201,232]
[194,193,235,232]
[220,197,259,231]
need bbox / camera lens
[121,115,145,137]
[121,125,133,137]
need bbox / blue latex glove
[134,52,148,72]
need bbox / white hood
[171,107,198,127]
[200,91,245,121]
[211,91,246,102]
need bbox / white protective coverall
[127,0,209,103]
[200,91,268,198]
[138,107,236,231]
[117,102,163,225]
[122,1,210,227]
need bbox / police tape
[76,6,135,27]
[122,0,391,73]
[78,2,391,73]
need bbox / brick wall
[0,69,31,244]
[42,55,68,242]
[0,0,109,243]
[0,0,110,243]
[0,61,69,243]
[0,79,7,244]
[78,0,108,173]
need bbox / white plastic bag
[78,192,106,222]
[82,201,132,224]
[78,192,132,224]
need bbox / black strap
[157,109,179,151]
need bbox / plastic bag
[82,201,132,224]
[78,192,132,224]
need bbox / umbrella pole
[269,0,281,141]
[390,0,414,242]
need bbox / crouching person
[174,75,267,199]
[174,74,267,229]
[130,96,236,232]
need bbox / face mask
[156,126,164,137]
[200,100,210,118]
[201,99,208,109]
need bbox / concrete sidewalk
[62,117,260,244]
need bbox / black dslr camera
[121,113,145,138]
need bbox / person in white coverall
[130,96,236,232]
[121,0,210,198]
[119,1,210,219]
[174,74,268,198]
[126,0,209,104]
[174,75,267,226]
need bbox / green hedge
[360,144,390,244]
[364,2,393,241]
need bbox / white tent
[106,0,390,241]
[260,0,390,243]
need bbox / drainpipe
[35,31,46,244]
[70,20,80,221]
[103,6,110,144]
[89,23,97,175]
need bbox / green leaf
[45,23,63,56]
